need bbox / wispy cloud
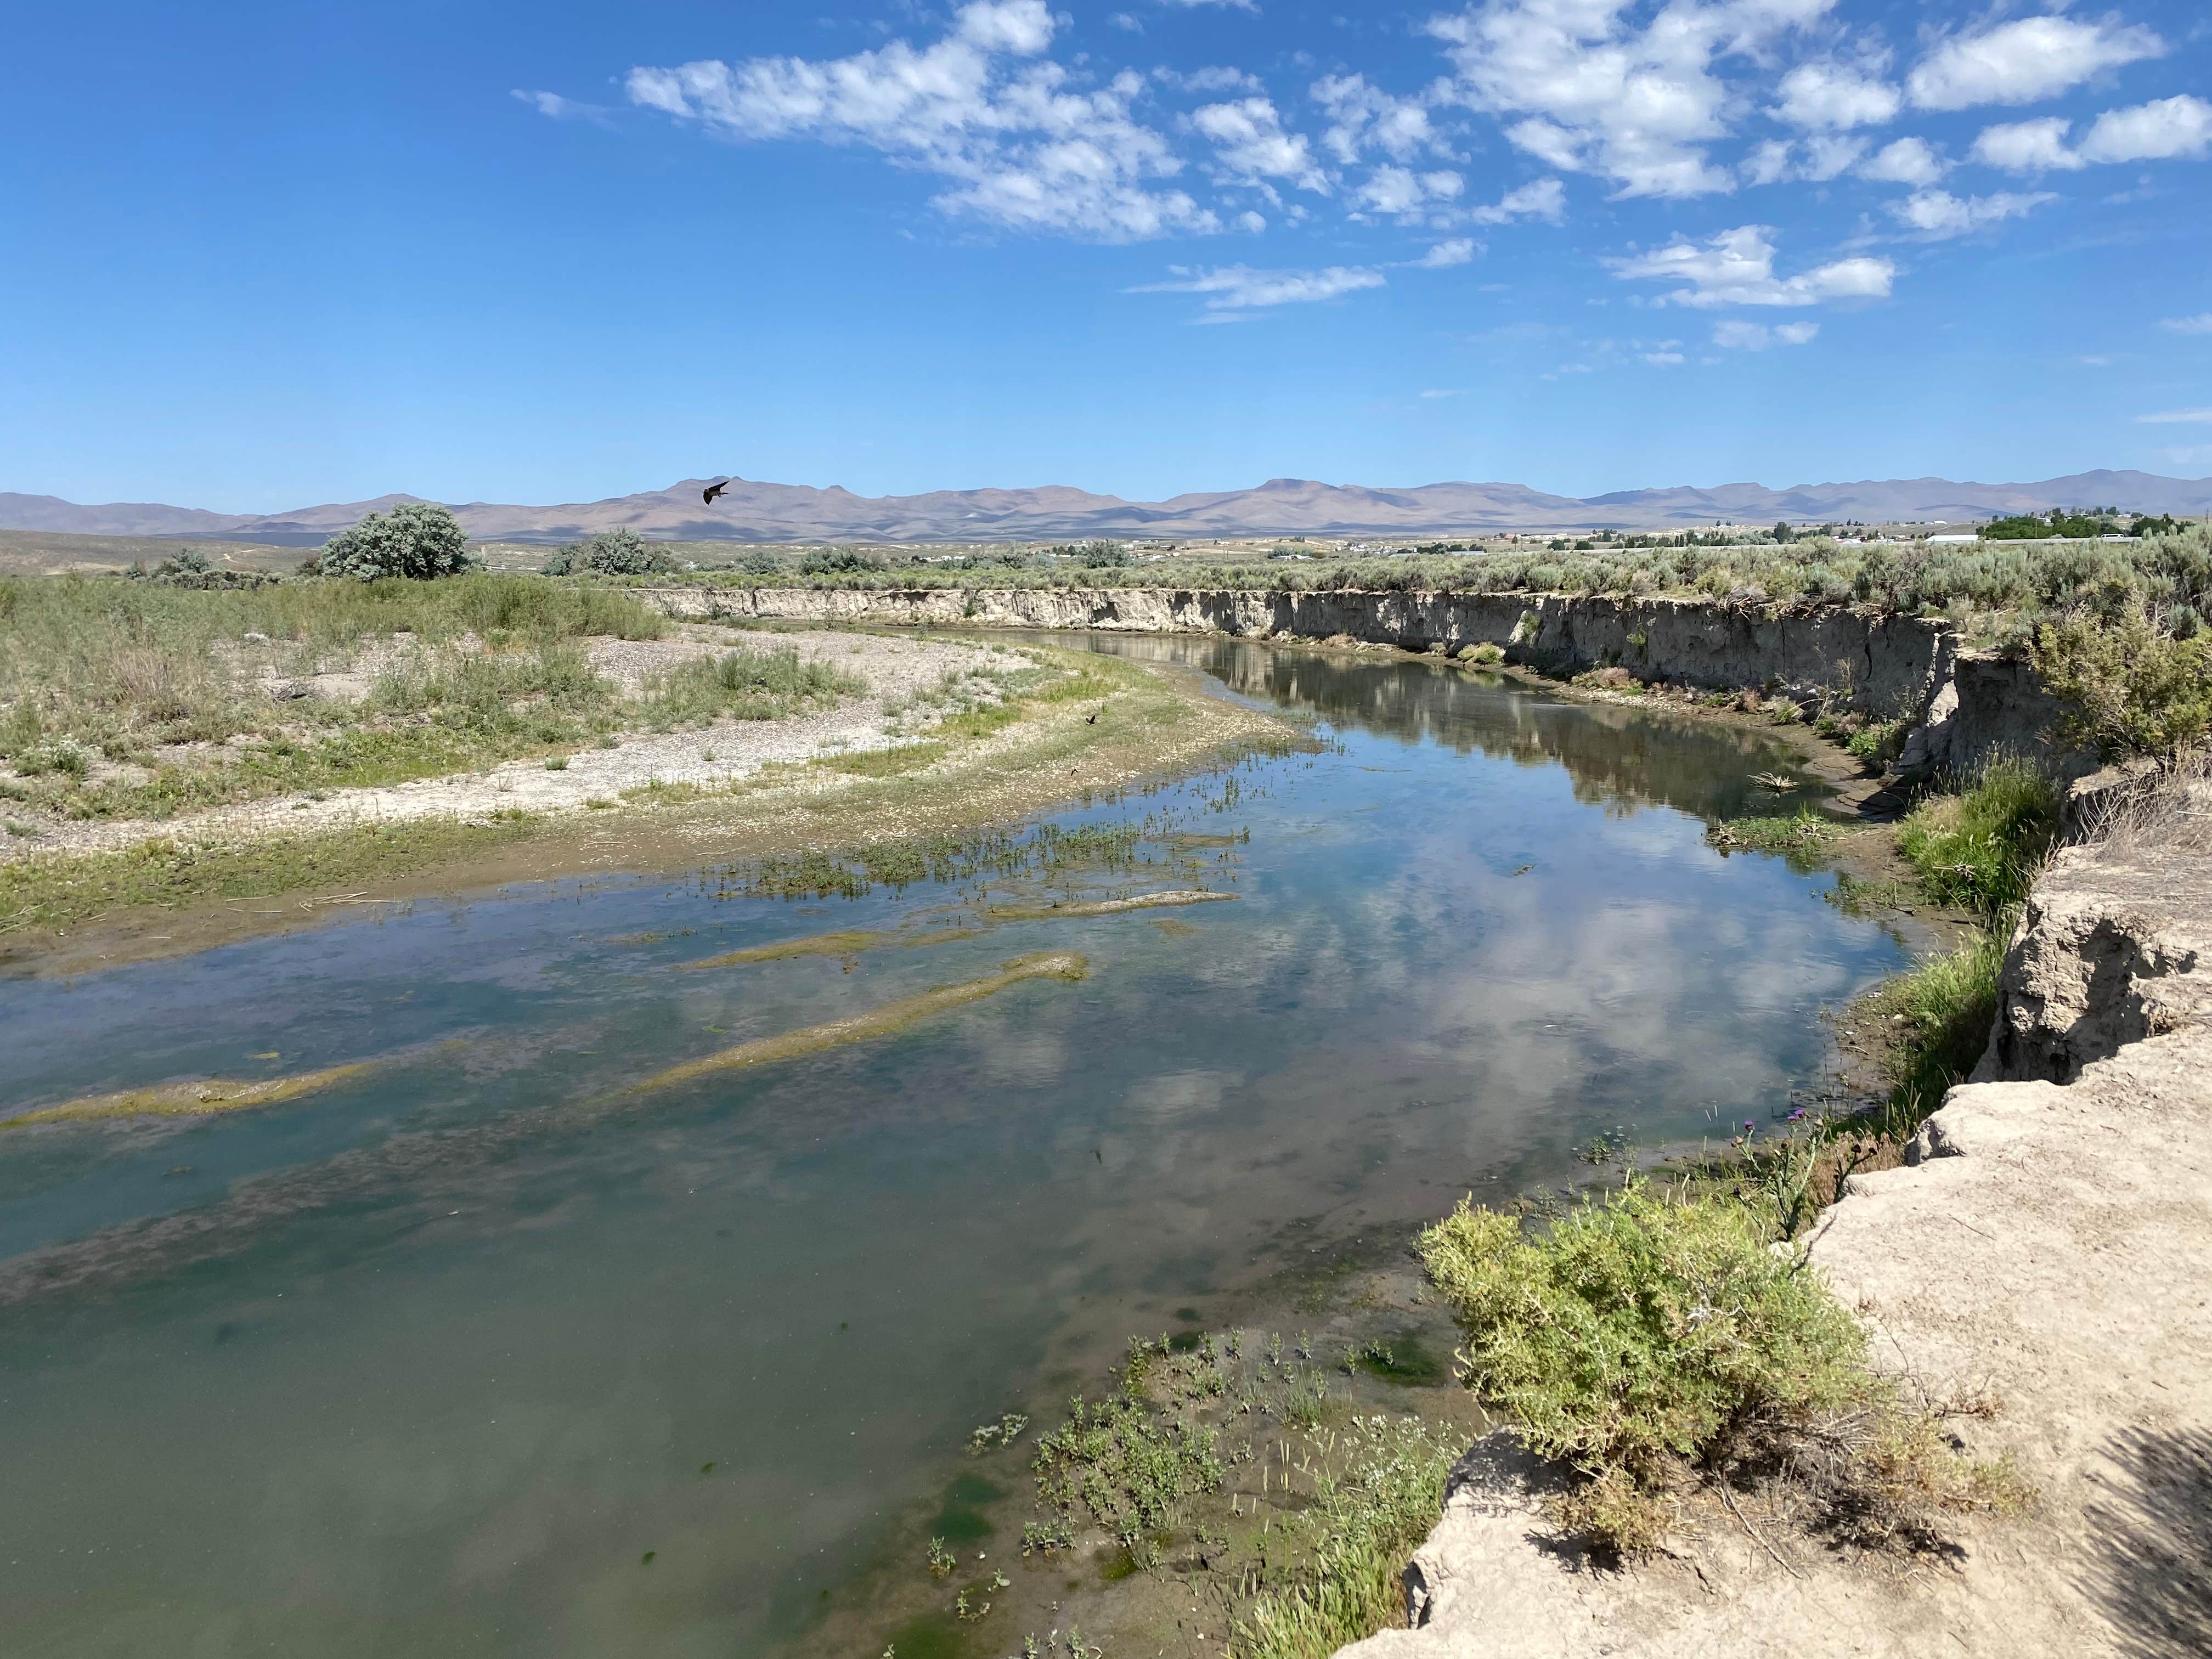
[1408,238,1476,269]
[625,1,1216,240]
[2162,314,2212,336]
[2137,408,2212,425]
[1129,262,1386,315]
[1611,227,1892,309]
[512,89,614,127]
[1469,177,1565,225]
[1888,189,2053,240]
[1420,387,1468,398]
[1713,319,1819,351]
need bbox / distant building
[1927,534,1980,545]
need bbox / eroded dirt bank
[1338,775,2212,1659]
[653,586,2081,780]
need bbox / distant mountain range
[6,470,2209,545]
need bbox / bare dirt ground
[1341,803,2212,1659]
[1,628,1021,862]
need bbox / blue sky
[3,0,2209,510]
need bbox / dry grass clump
[1419,1180,2025,1558]
[2087,746,2212,855]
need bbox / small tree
[579,528,673,575]
[320,502,472,581]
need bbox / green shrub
[1419,1182,1867,1551]
[1897,756,2060,916]
[569,528,673,577]
[637,645,861,729]
[1845,716,1909,766]
[2034,611,2212,758]
[319,502,472,582]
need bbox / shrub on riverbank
[1419,1180,2025,1556]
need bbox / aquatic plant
[1030,1389,1225,1553]
[926,1536,955,1578]
[1229,1414,1459,1659]
[969,1412,1031,1454]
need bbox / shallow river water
[0,637,1904,1657]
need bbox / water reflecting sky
[0,637,1897,1658]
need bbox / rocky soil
[1339,768,2212,1659]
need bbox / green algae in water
[934,1473,1001,1545]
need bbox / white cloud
[512,89,612,126]
[2137,408,2212,424]
[1971,117,2079,172]
[2079,95,2212,165]
[2162,314,2212,336]
[1906,16,2165,112]
[1412,238,1477,267]
[1191,97,1330,193]
[1159,0,1260,9]
[1974,97,2212,173]
[1713,318,1819,349]
[1798,133,1867,180]
[1109,13,1143,31]
[1859,136,1946,185]
[1311,74,1441,165]
[1611,225,1892,307]
[1427,0,1833,201]
[1235,208,1267,232]
[1154,65,1263,94]
[1130,262,1386,312]
[1469,176,1566,224]
[1742,139,1794,185]
[956,0,1056,53]
[1356,165,1465,217]
[1888,188,2052,239]
[1421,387,1468,397]
[1643,350,1686,365]
[1774,61,1899,132]
[625,1,1217,240]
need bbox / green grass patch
[1231,1415,1461,1659]
[0,816,540,939]
[1864,928,2007,1139]
[1897,755,2060,916]
[821,741,947,777]
[1706,807,1838,871]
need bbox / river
[0,635,1904,1657]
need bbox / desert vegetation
[1418,1179,2028,1560]
[0,573,881,825]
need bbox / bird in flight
[702,479,732,506]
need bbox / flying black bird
[1086,706,1102,724]
[702,479,731,506]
